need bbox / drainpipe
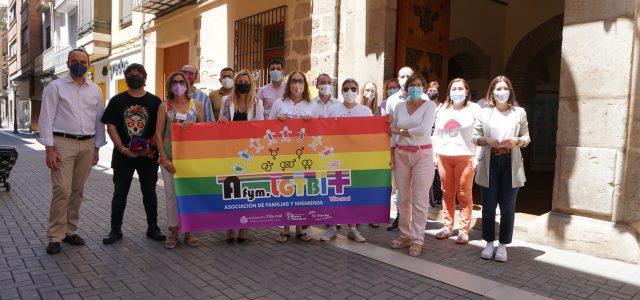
[140,14,157,65]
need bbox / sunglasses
[171,80,186,85]
[290,79,305,84]
[342,87,358,93]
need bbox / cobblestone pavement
[0,132,484,299]
[1,130,639,300]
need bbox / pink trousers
[394,148,435,245]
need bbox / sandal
[435,228,452,240]
[275,233,290,243]
[455,232,469,244]
[295,232,311,242]
[409,243,423,257]
[237,229,248,243]
[163,226,179,249]
[390,236,412,249]
[184,232,200,247]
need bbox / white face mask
[364,91,375,100]
[494,90,510,104]
[343,90,357,103]
[220,77,234,89]
[318,84,333,96]
[450,90,466,104]
[399,77,408,88]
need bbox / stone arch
[448,37,491,81]
[505,14,564,104]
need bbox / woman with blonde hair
[269,71,315,242]
[432,78,481,244]
[472,75,530,262]
[360,80,380,116]
[219,69,264,243]
[153,72,205,249]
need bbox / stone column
[310,0,338,78]
[528,0,640,263]
[284,0,312,72]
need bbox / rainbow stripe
[171,117,392,232]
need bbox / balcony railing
[37,0,53,13]
[132,0,197,16]
[42,45,61,72]
[54,45,73,74]
[77,19,110,39]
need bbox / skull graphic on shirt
[124,105,149,137]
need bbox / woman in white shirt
[269,71,314,243]
[218,69,264,243]
[390,74,437,257]
[432,78,481,244]
[472,75,530,262]
[319,79,373,243]
[268,71,316,120]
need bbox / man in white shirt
[38,48,107,255]
[181,65,215,122]
[257,60,286,119]
[312,73,340,118]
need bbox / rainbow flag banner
[171,117,391,232]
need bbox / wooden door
[395,0,450,89]
[162,42,189,98]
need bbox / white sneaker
[347,228,366,242]
[481,242,495,260]
[320,227,337,241]
[495,244,508,262]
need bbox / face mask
[494,90,511,103]
[318,84,333,96]
[364,91,375,100]
[235,83,250,94]
[450,90,466,103]
[387,88,399,96]
[69,63,88,78]
[399,77,408,88]
[343,90,357,103]
[427,91,438,101]
[407,86,423,100]
[125,75,145,90]
[291,83,304,95]
[171,84,187,97]
[270,70,283,82]
[220,77,234,89]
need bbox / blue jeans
[480,154,519,244]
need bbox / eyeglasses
[290,79,305,84]
[342,87,357,93]
[171,80,186,85]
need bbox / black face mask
[236,83,251,94]
[427,91,438,100]
[125,76,145,89]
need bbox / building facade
[4,0,638,263]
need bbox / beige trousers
[47,137,94,243]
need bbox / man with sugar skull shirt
[101,63,166,244]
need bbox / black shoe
[386,217,399,231]
[62,234,85,246]
[102,231,123,245]
[46,242,61,255]
[146,228,166,242]
[301,225,309,229]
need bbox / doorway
[162,42,189,98]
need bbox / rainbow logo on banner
[171,117,391,232]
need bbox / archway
[505,14,564,215]
[447,37,491,100]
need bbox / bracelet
[120,146,127,153]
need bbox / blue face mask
[70,63,88,78]
[408,86,423,100]
[387,88,399,96]
[269,70,283,82]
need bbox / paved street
[1,130,639,300]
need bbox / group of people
[38,48,530,263]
